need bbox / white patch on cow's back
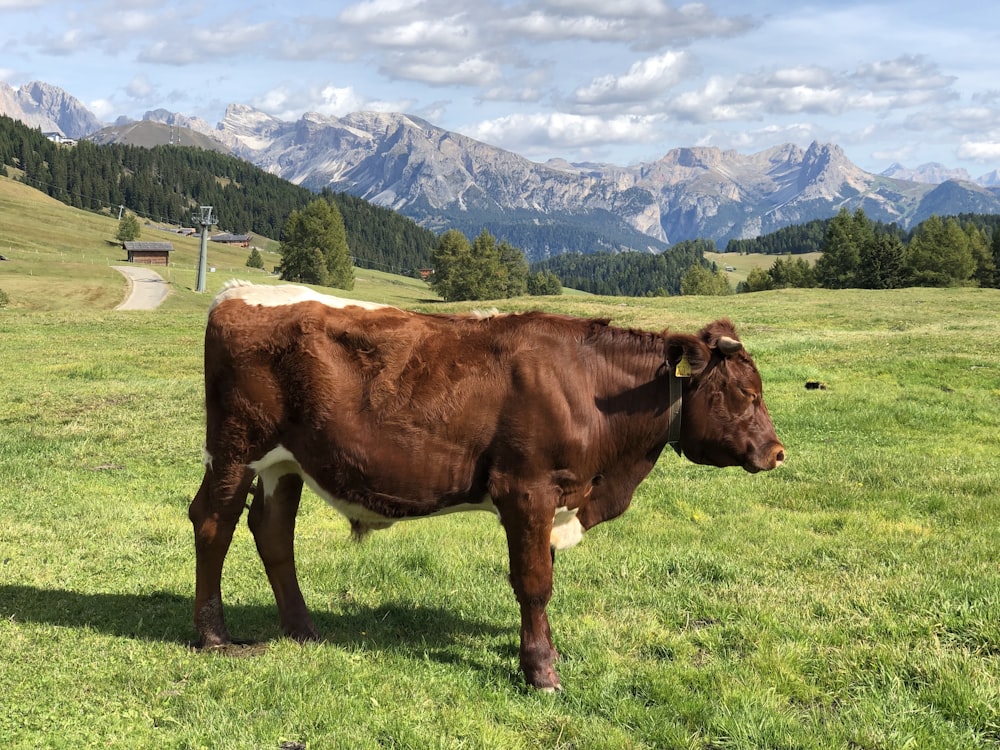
[210,280,390,312]
[550,507,584,550]
[470,307,501,319]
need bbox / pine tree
[905,215,975,286]
[115,212,141,242]
[815,208,867,288]
[967,224,995,288]
[858,234,904,289]
[323,199,354,290]
[467,230,504,300]
[680,264,732,296]
[527,270,562,296]
[992,228,1000,288]
[429,229,474,302]
[497,239,529,297]
[278,199,354,289]
[246,247,265,269]
[738,267,775,293]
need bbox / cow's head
[666,319,784,473]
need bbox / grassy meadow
[2,175,1000,748]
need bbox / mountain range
[4,81,1000,261]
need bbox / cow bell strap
[667,366,684,456]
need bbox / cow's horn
[717,336,742,354]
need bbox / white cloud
[114,10,161,35]
[252,87,321,121]
[135,18,275,65]
[247,83,414,121]
[479,85,545,104]
[368,16,475,51]
[465,111,664,155]
[389,55,502,87]
[503,1,755,47]
[88,97,116,120]
[853,54,956,93]
[659,53,969,127]
[871,144,919,164]
[503,11,632,43]
[902,106,1000,134]
[125,75,154,99]
[313,86,368,115]
[337,0,427,24]
[956,138,1000,161]
[35,27,85,55]
[572,51,692,107]
[709,122,822,152]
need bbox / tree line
[530,239,714,296]
[739,208,1000,292]
[430,229,561,301]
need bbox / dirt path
[113,265,169,310]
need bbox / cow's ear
[665,334,711,378]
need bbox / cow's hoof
[192,632,231,650]
[524,665,561,692]
[203,641,269,657]
[286,625,321,643]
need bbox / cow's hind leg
[247,471,319,641]
[189,462,255,647]
[495,487,561,691]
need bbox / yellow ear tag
[675,355,693,378]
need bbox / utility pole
[195,206,215,293]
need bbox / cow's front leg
[247,472,318,642]
[189,464,254,647]
[496,489,560,691]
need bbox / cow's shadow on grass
[0,585,512,676]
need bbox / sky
[1,0,999,177]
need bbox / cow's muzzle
[745,442,785,473]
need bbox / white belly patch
[241,445,585,549]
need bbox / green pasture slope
[2,175,1000,748]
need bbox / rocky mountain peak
[880,161,973,184]
[0,80,101,138]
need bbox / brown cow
[189,281,784,690]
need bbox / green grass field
[2,176,999,748]
[704,250,823,288]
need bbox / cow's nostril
[773,447,786,466]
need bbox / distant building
[211,233,253,247]
[42,132,76,146]
[124,241,173,266]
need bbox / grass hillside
[705,250,822,287]
[86,120,231,153]
[2,175,999,747]
[0,175,437,310]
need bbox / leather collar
[667,369,683,456]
